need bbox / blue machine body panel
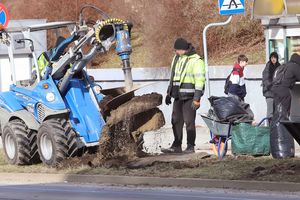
[0,74,105,145]
[0,92,24,112]
[11,78,66,111]
[64,78,105,143]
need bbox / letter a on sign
[219,0,245,15]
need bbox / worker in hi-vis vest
[162,37,206,154]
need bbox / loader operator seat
[50,34,79,80]
[34,36,65,78]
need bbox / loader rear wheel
[37,118,78,166]
[2,120,40,165]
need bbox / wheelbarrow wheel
[212,136,228,159]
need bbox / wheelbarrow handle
[256,117,268,127]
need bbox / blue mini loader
[0,6,161,166]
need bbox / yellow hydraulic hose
[95,18,128,43]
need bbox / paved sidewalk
[1,173,300,192]
[143,126,212,154]
[143,126,300,157]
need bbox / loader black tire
[37,118,78,166]
[2,120,40,165]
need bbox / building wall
[88,64,267,126]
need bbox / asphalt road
[0,183,299,200]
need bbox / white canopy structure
[253,0,300,63]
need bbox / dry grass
[3,0,265,68]
[1,149,300,182]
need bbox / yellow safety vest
[170,54,205,100]
[32,52,49,77]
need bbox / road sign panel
[219,0,245,15]
[0,3,9,29]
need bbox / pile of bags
[208,96,254,124]
[207,96,270,156]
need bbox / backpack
[224,68,239,95]
[272,64,288,86]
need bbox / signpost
[203,0,245,97]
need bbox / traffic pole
[202,15,232,97]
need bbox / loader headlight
[46,92,55,102]
[93,85,102,95]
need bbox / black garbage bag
[270,122,295,158]
[208,96,253,123]
[270,95,295,158]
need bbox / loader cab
[1,21,77,89]
[0,20,47,91]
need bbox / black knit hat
[174,38,189,50]
[290,53,300,65]
[269,51,279,60]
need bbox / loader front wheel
[2,120,39,165]
[37,118,78,166]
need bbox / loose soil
[2,150,300,183]
[59,93,165,169]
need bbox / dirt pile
[58,93,165,168]
[96,93,165,163]
[248,163,300,178]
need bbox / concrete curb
[1,173,300,192]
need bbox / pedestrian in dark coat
[262,52,280,123]
[272,53,300,116]
[271,53,300,158]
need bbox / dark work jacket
[262,61,280,98]
[272,54,300,97]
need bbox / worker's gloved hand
[191,100,200,110]
[165,95,172,105]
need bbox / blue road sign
[0,3,9,29]
[219,0,245,15]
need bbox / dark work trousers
[171,98,196,147]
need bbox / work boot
[161,146,182,153]
[183,145,195,153]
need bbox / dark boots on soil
[183,145,195,153]
[161,146,182,153]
